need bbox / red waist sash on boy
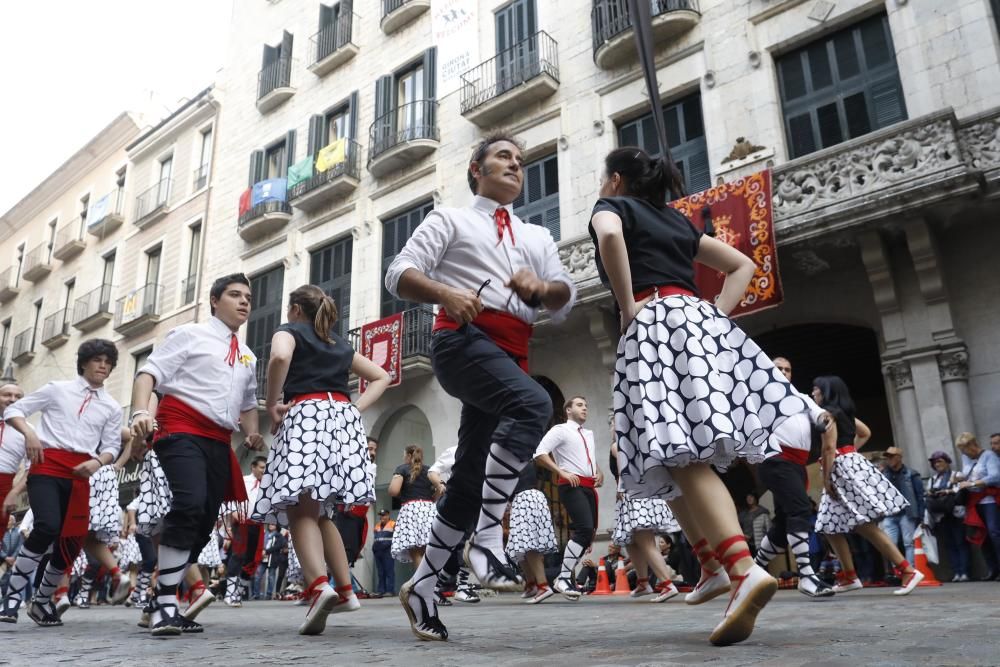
[30,449,92,546]
[434,308,533,372]
[0,472,14,526]
[153,394,248,507]
[778,446,810,466]
[556,475,599,518]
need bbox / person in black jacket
[264,524,288,599]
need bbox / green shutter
[249,150,264,186]
[284,130,297,177]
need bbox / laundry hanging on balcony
[315,138,347,172]
[287,156,315,188]
[251,178,288,206]
[88,194,110,226]
[238,188,252,216]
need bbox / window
[617,91,710,196]
[1,320,10,365]
[260,31,294,99]
[397,64,425,139]
[130,348,154,411]
[247,265,285,386]
[63,279,75,311]
[993,0,1000,40]
[381,201,433,316]
[79,194,90,229]
[248,131,296,185]
[116,166,127,212]
[102,251,116,287]
[495,0,538,93]
[777,13,906,159]
[317,1,353,61]
[265,140,287,179]
[372,49,437,151]
[310,236,353,335]
[14,244,24,285]
[183,224,202,305]
[32,300,42,347]
[157,157,173,205]
[513,153,560,241]
[47,219,58,261]
[306,94,358,159]
[326,107,350,144]
[145,246,162,287]
[199,128,213,173]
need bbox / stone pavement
[1,583,997,666]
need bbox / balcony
[257,57,295,113]
[0,267,19,303]
[367,100,439,178]
[308,12,358,77]
[591,0,701,69]
[134,179,172,229]
[193,164,210,191]
[11,328,35,365]
[40,309,70,349]
[86,190,125,238]
[73,283,114,332]
[381,0,429,35]
[21,243,52,283]
[289,139,362,212]
[238,198,292,242]
[180,274,198,306]
[347,305,435,382]
[114,283,162,337]
[52,218,86,260]
[460,31,559,127]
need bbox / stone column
[884,360,925,464]
[939,346,976,446]
[908,352,955,476]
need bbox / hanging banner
[88,194,110,226]
[119,286,143,324]
[359,312,403,393]
[669,169,783,318]
[251,178,287,206]
[431,0,478,96]
[315,138,346,172]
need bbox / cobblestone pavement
[1,583,997,666]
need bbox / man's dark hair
[367,436,379,446]
[77,339,119,375]
[209,273,251,315]
[251,456,268,467]
[563,395,587,415]
[991,433,1000,439]
[467,131,525,194]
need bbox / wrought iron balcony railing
[258,57,293,101]
[114,283,162,331]
[41,309,70,345]
[193,164,209,191]
[368,100,439,164]
[311,10,354,65]
[288,139,362,200]
[591,0,700,58]
[12,328,34,361]
[73,283,114,327]
[134,178,172,223]
[461,31,559,114]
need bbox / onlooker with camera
[925,451,970,581]
[879,447,925,565]
[955,433,1000,581]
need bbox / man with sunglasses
[385,131,576,641]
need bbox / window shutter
[319,3,333,30]
[423,47,437,100]
[262,44,277,69]
[249,150,264,186]
[281,30,294,59]
[514,154,560,241]
[284,130,297,176]
[870,77,906,129]
[349,91,359,140]
[307,115,323,156]
[685,148,710,195]
[374,75,394,142]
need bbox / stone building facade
[201,0,1000,585]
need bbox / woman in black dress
[591,147,807,646]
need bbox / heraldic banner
[668,169,782,318]
[359,312,403,393]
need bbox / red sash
[30,450,91,559]
[433,308,533,372]
[836,446,857,456]
[0,472,15,526]
[632,285,695,301]
[964,487,1000,545]
[291,392,350,405]
[558,477,600,524]
[778,446,809,466]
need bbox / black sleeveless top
[513,462,538,495]
[828,408,857,447]
[278,322,354,397]
[393,464,435,502]
[589,196,702,297]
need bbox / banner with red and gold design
[359,313,403,393]
[669,169,782,318]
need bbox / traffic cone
[591,558,612,596]
[911,532,942,587]
[613,559,630,595]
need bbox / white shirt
[139,316,258,431]
[244,473,262,508]
[19,508,32,535]
[535,419,597,478]
[769,393,827,452]
[0,414,27,474]
[126,495,140,512]
[384,195,576,324]
[429,445,458,484]
[5,376,122,458]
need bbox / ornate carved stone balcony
[958,107,1000,192]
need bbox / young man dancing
[385,132,576,640]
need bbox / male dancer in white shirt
[130,273,264,636]
[386,132,576,640]
[223,456,265,606]
[0,381,26,531]
[534,396,604,599]
[753,357,836,597]
[0,340,123,626]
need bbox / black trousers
[135,533,157,573]
[334,511,366,566]
[155,433,231,558]
[430,327,552,531]
[226,523,262,578]
[25,474,81,571]
[559,485,598,548]
[757,457,813,544]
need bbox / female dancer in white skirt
[610,439,681,603]
[812,375,923,595]
[252,284,389,635]
[590,147,808,645]
[505,462,557,604]
[389,445,437,567]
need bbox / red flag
[238,188,252,216]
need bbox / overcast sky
[0,1,233,214]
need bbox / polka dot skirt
[89,464,122,545]
[505,489,558,563]
[614,295,806,500]
[198,529,224,568]
[391,500,437,562]
[117,534,142,569]
[135,449,172,537]
[815,452,910,534]
[252,398,374,527]
[612,495,681,546]
[286,540,303,587]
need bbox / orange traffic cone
[591,558,612,596]
[912,532,942,587]
[613,558,630,595]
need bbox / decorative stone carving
[559,237,599,284]
[884,361,914,390]
[809,1,835,22]
[723,137,767,164]
[959,115,1000,172]
[773,117,961,218]
[938,349,969,382]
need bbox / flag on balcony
[287,156,314,188]
[359,312,403,393]
[668,169,783,317]
[251,178,288,206]
[88,194,110,226]
[238,188,252,216]
[315,138,346,172]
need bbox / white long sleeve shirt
[4,376,122,458]
[429,445,458,484]
[139,316,257,431]
[384,195,576,324]
[0,415,27,474]
[534,419,598,478]
[769,393,826,452]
